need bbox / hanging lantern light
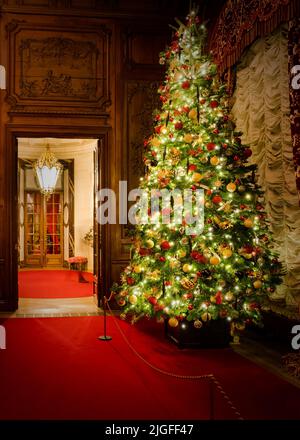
[34,145,63,197]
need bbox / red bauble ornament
[233,155,240,161]
[148,296,158,305]
[155,114,160,121]
[206,142,216,151]
[155,125,162,134]
[188,304,194,310]
[191,250,200,260]
[160,241,171,250]
[159,256,166,262]
[165,51,171,59]
[127,277,135,285]
[222,143,228,149]
[244,148,252,158]
[210,100,219,108]
[223,115,229,121]
[175,121,183,130]
[181,80,190,89]
[199,98,206,105]
[206,189,213,196]
[212,195,222,204]
[188,164,197,172]
[188,149,197,156]
[139,248,150,256]
[164,280,172,286]
[213,128,219,134]
[151,151,157,157]
[191,185,197,190]
[182,105,190,113]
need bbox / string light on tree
[112,9,283,336]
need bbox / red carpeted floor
[18,270,94,298]
[0,316,300,420]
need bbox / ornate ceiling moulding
[5,19,112,117]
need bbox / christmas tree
[114,10,282,332]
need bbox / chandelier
[34,145,63,197]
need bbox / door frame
[6,123,111,309]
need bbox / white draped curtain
[232,24,300,311]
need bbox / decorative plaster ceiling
[18,138,98,159]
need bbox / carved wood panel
[121,79,160,241]
[6,20,111,115]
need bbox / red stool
[67,256,88,283]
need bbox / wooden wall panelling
[110,22,167,283]
[0,3,182,307]
[5,18,112,116]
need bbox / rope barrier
[105,298,243,420]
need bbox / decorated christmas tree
[114,10,282,333]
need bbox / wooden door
[24,191,43,266]
[44,192,64,267]
[24,191,63,267]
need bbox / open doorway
[17,137,100,316]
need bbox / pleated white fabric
[232,24,300,310]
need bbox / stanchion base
[98,336,112,341]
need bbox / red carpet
[18,270,94,298]
[1,316,300,420]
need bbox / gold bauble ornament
[182,263,192,273]
[210,156,219,166]
[210,295,216,303]
[133,265,142,273]
[225,291,234,301]
[201,312,211,322]
[183,133,193,143]
[151,137,161,147]
[145,239,155,248]
[192,172,203,183]
[194,319,203,329]
[188,108,197,120]
[244,219,253,228]
[200,156,208,163]
[222,248,233,258]
[253,280,262,289]
[174,71,184,81]
[168,317,179,328]
[129,295,138,305]
[214,180,223,188]
[226,182,236,192]
[210,255,221,265]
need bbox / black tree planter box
[165,318,231,348]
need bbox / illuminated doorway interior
[16,137,99,314]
